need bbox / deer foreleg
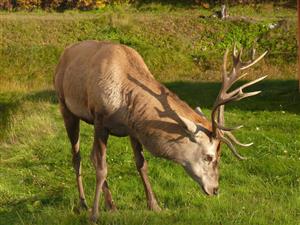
[130,137,161,211]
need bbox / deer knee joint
[72,152,81,173]
[73,152,81,164]
[96,168,107,185]
[138,162,148,173]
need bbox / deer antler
[211,46,267,160]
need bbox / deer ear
[195,106,206,117]
[178,115,198,135]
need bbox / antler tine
[224,131,253,147]
[235,72,248,82]
[233,43,238,58]
[238,47,243,62]
[241,51,268,70]
[234,90,262,101]
[216,123,243,131]
[222,48,229,82]
[228,75,268,100]
[219,136,247,160]
[232,45,243,67]
[212,89,262,112]
[251,48,256,60]
[237,75,267,93]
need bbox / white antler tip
[252,90,262,95]
[243,142,253,147]
[260,75,268,79]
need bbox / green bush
[0,0,109,10]
[16,0,41,10]
[41,0,65,10]
[76,0,107,10]
[1,1,293,11]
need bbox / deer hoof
[73,200,89,214]
[109,204,117,212]
[80,199,89,211]
[89,213,99,224]
[149,203,161,212]
[105,201,117,212]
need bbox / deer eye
[204,154,213,162]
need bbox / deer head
[179,46,267,196]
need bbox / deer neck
[124,84,208,165]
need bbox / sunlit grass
[0,3,299,225]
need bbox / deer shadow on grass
[166,79,300,115]
[1,79,299,139]
[24,89,58,104]
[19,80,300,115]
[0,89,58,140]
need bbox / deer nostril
[213,187,219,195]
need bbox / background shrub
[0,0,295,11]
[16,0,41,10]
[0,0,12,10]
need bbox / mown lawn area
[0,3,299,225]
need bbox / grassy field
[0,3,300,225]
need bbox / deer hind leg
[130,137,161,211]
[90,116,116,222]
[59,102,88,211]
[102,180,117,211]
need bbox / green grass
[0,3,299,225]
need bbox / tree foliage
[0,0,126,10]
[0,0,296,10]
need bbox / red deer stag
[54,40,267,222]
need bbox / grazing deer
[54,40,267,222]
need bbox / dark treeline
[0,0,296,11]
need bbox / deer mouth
[200,184,211,196]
